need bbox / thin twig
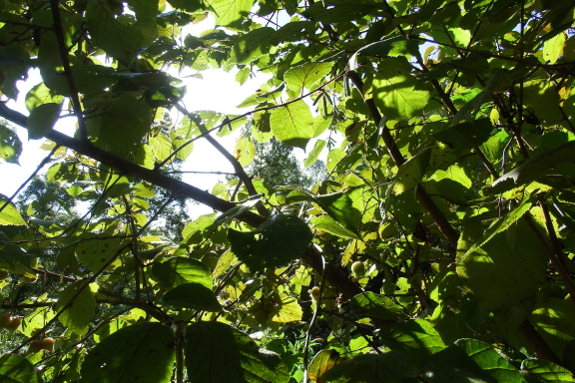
[174,103,269,217]
[49,0,88,141]
[0,146,58,215]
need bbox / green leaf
[321,350,419,383]
[452,70,504,125]
[348,292,405,321]
[126,0,159,29]
[86,0,155,63]
[75,237,123,273]
[230,27,274,64]
[521,359,575,382]
[427,27,472,57]
[228,214,313,272]
[185,321,290,383]
[150,133,172,162]
[0,195,26,226]
[0,125,21,164]
[19,306,55,337]
[163,282,222,311]
[55,281,96,332]
[25,83,64,112]
[234,136,255,167]
[308,349,344,383]
[458,193,534,260]
[284,62,333,93]
[26,103,61,140]
[455,339,525,382]
[304,139,326,167]
[353,35,422,61]
[0,353,40,383]
[270,21,315,44]
[372,57,431,121]
[311,215,361,239]
[152,257,212,290]
[489,141,575,194]
[302,0,379,23]
[378,319,446,364]
[393,147,431,195]
[71,65,117,95]
[166,0,203,12]
[543,32,566,64]
[205,0,255,28]
[456,219,548,310]
[81,322,176,383]
[531,297,575,363]
[521,80,562,125]
[314,192,362,234]
[269,100,314,149]
[434,118,493,151]
[95,94,153,153]
[420,344,498,383]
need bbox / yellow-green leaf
[234,136,255,167]
[0,194,26,226]
[543,32,566,64]
[270,100,314,149]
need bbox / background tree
[0,0,574,382]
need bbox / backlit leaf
[270,100,314,149]
[86,0,155,63]
[25,83,64,112]
[372,57,431,121]
[457,219,548,310]
[308,349,344,383]
[205,0,255,28]
[0,194,26,226]
[75,237,123,273]
[230,27,274,64]
[55,281,96,332]
[284,62,333,93]
[543,32,566,64]
[0,125,21,164]
[234,136,255,167]
[26,103,61,140]
[152,257,212,289]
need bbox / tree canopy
[1,0,575,382]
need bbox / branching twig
[174,103,269,217]
[49,0,88,141]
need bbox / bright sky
[0,15,271,215]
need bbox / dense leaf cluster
[0,0,575,382]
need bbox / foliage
[246,135,314,188]
[0,0,575,382]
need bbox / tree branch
[0,102,364,317]
[174,103,269,217]
[0,102,266,228]
[346,70,460,247]
[49,0,88,141]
